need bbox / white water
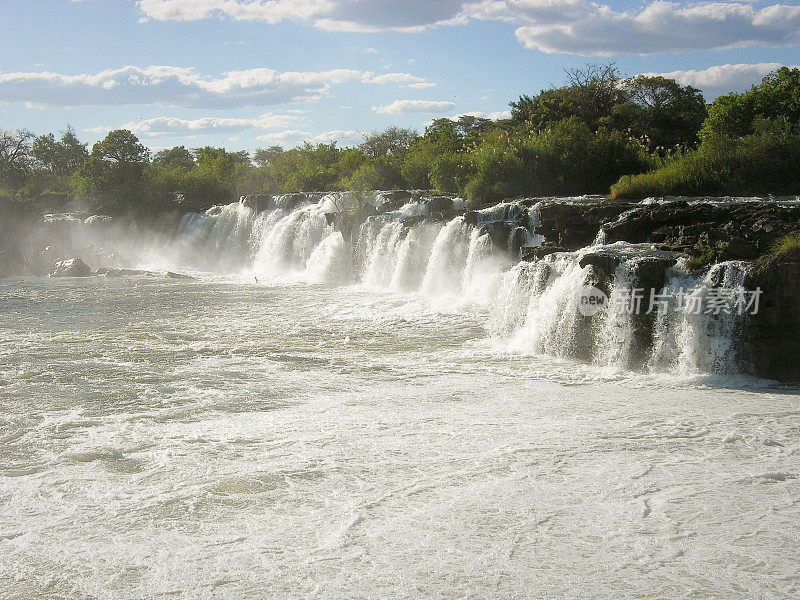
[3,195,798,599]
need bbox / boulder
[51,258,91,277]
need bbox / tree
[359,127,417,158]
[511,63,626,130]
[0,129,34,191]
[92,129,149,164]
[622,75,707,151]
[253,146,284,167]
[152,146,196,170]
[702,67,800,140]
[81,130,150,214]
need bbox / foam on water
[0,275,798,599]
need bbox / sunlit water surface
[1,275,799,599]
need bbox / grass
[770,234,800,257]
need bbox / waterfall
[490,246,751,375]
[500,254,592,359]
[420,217,471,296]
[649,261,749,375]
[361,220,407,288]
[177,202,256,272]
[304,232,351,284]
[29,193,756,378]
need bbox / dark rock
[51,258,91,277]
[522,245,571,261]
[484,223,512,252]
[509,227,529,256]
[604,202,800,261]
[428,196,454,218]
[240,194,273,213]
[740,253,800,382]
[533,201,637,250]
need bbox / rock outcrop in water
[741,253,800,381]
[51,258,92,277]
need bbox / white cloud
[646,62,798,99]
[136,0,477,32]
[360,72,436,88]
[256,128,363,147]
[512,1,800,55]
[372,99,457,114]
[85,112,302,137]
[134,1,800,56]
[0,65,430,109]
[362,72,428,86]
[454,109,511,120]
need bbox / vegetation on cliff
[2,65,799,217]
[611,68,800,199]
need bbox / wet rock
[579,250,680,370]
[509,227,529,256]
[427,196,454,218]
[740,253,800,382]
[534,201,636,250]
[51,258,91,277]
[483,223,512,253]
[604,202,800,261]
[240,194,273,213]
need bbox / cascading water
[420,217,472,295]
[28,193,756,377]
[648,260,749,375]
[489,244,752,376]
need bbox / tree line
[2,64,799,217]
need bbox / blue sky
[1,0,799,152]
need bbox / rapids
[2,192,798,599]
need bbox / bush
[611,123,800,199]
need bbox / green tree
[701,67,800,140]
[359,127,417,158]
[31,126,88,178]
[253,146,284,167]
[81,129,150,214]
[0,129,34,192]
[622,75,707,152]
[511,63,626,130]
[152,146,195,170]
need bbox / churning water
[1,194,799,599]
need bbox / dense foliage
[2,65,798,216]
[613,67,800,199]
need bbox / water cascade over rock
[10,191,800,381]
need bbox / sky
[1,0,799,152]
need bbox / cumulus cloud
[646,62,798,99]
[362,72,433,87]
[134,1,800,55]
[372,99,457,114]
[85,112,302,137]
[0,65,432,109]
[512,1,800,55]
[453,109,512,120]
[136,0,475,32]
[256,128,364,147]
